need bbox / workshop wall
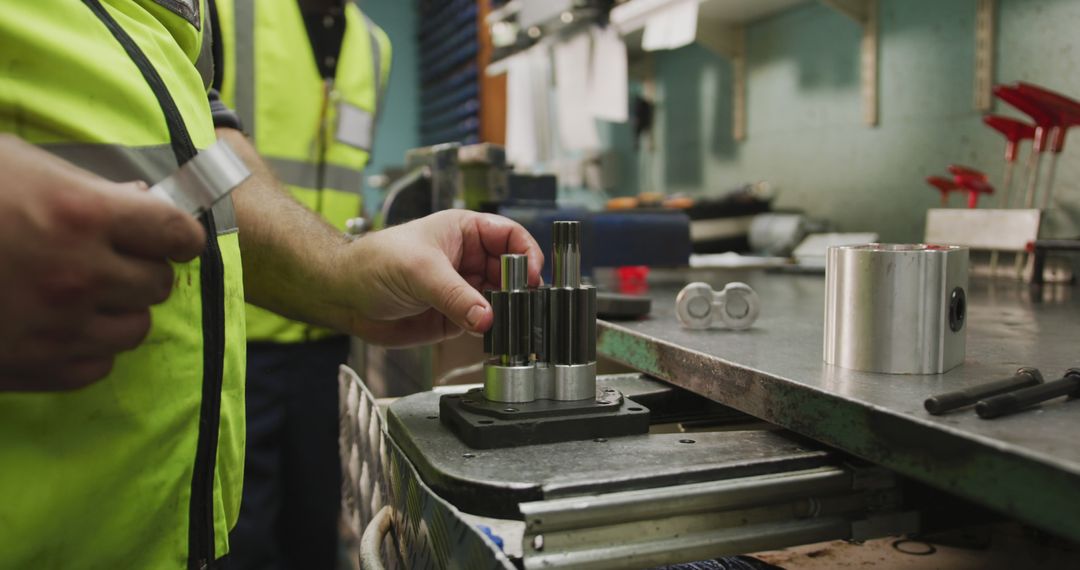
[638,0,1080,242]
[364,1,420,179]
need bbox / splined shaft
[484,254,531,366]
[553,221,581,288]
[547,221,596,366]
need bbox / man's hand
[340,210,544,346]
[224,127,543,347]
[0,135,206,391]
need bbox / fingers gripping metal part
[676,282,761,331]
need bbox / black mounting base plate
[439,387,650,449]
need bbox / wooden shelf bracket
[696,23,747,141]
[821,0,879,126]
[974,0,996,112]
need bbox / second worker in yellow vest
[211,0,391,566]
[217,0,390,343]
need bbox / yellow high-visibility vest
[0,1,246,567]
[216,0,392,343]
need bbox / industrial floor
[753,524,1080,569]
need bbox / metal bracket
[975,0,996,112]
[820,0,879,126]
[518,465,913,568]
[696,24,747,141]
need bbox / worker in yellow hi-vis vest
[210,0,391,565]
[0,1,543,568]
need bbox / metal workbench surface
[595,269,1080,542]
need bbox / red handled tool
[926,175,962,206]
[1015,82,1080,209]
[983,115,1035,208]
[994,85,1058,209]
[948,164,988,182]
[949,165,994,208]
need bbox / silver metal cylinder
[534,363,555,400]
[553,363,597,401]
[484,361,536,403]
[501,254,527,292]
[824,244,969,374]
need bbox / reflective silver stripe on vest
[40,142,240,234]
[211,192,238,234]
[233,0,256,137]
[149,140,250,220]
[265,157,364,195]
[363,13,386,158]
[195,4,215,90]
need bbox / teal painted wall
[634,0,1080,242]
[363,0,420,178]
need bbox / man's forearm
[219,128,544,347]
[219,128,354,332]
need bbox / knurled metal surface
[339,365,513,569]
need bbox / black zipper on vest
[82,2,226,568]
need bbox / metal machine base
[386,375,922,568]
[439,386,650,449]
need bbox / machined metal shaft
[925,367,1043,415]
[545,222,597,400]
[501,253,527,292]
[553,221,581,288]
[485,254,532,367]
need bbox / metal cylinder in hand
[483,254,535,402]
[824,244,969,374]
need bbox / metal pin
[501,254,527,291]
[976,368,1080,419]
[924,367,1043,415]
